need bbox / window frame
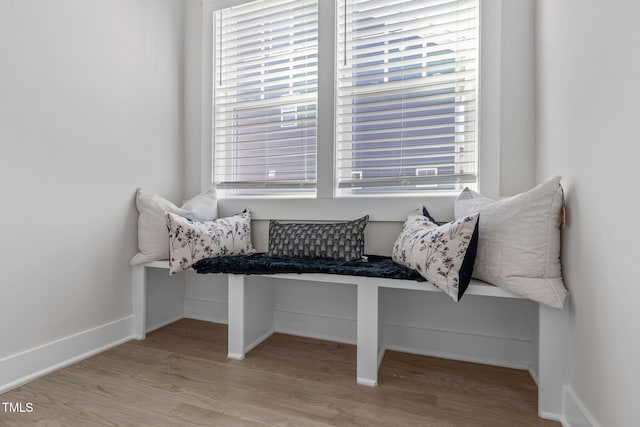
[201,0,501,221]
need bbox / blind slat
[336,105,476,125]
[217,144,316,155]
[341,17,476,46]
[335,96,475,117]
[221,20,318,48]
[335,56,476,83]
[215,138,316,151]
[338,160,475,173]
[216,119,317,133]
[337,173,477,189]
[336,118,475,136]
[343,0,475,14]
[217,70,318,91]
[337,150,476,163]
[221,0,316,23]
[216,180,316,190]
[219,42,317,68]
[337,72,476,96]
[334,131,476,147]
[215,92,317,112]
[216,158,317,167]
[337,143,475,155]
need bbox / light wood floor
[1,319,559,426]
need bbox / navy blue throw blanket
[192,253,425,282]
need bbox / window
[214,0,319,196]
[336,0,477,195]
[213,0,477,198]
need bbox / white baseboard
[274,309,357,345]
[383,322,530,370]
[378,348,385,368]
[269,309,529,373]
[0,316,133,393]
[188,300,357,345]
[146,314,184,334]
[227,352,245,360]
[529,366,539,387]
[539,410,563,424]
[357,377,377,387]
[562,386,600,427]
[245,328,275,354]
[184,298,228,324]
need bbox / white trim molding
[562,386,601,427]
[184,297,228,324]
[0,316,133,393]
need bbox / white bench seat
[131,260,568,418]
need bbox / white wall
[0,0,186,360]
[183,0,205,196]
[536,1,640,426]
[498,0,536,197]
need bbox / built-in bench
[131,259,568,418]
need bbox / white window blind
[336,0,477,194]
[214,0,318,195]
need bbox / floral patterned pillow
[392,211,479,302]
[165,210,256,275]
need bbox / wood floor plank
[1,319,559,427]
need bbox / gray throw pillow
[268,216,369,261]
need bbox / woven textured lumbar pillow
[166,210,255,274]
[392,211,479,302]
[268,215,369,261]
[130,188,217,265]
[454,176,567,308]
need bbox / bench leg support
[227,275,275,360]
[131,264,147,340]
[538,303,569,419]
[357,284,381,386]
[227,274,246,360]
